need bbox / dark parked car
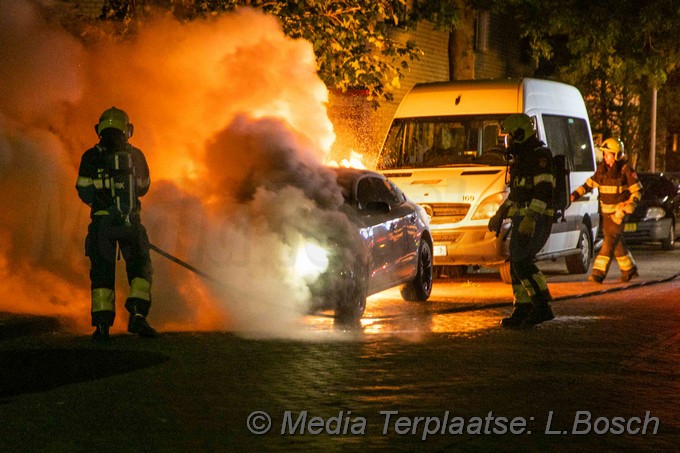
[307,167,434,322]
[623,172,680,250]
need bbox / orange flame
[0,4,347,337]
[327,150,367,169]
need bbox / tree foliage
[489,0,680,162]
[96,0,462,107]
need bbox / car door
[356,175,416,291]
[384,179,421,280]
[355,175,395,292]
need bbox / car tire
[566,223,592,274]
[499,261,512,284]
[335,258,367,322]
[400,240,433,302]
[661,221,675,251]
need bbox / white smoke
[0,0,355,337]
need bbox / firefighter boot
[125,297,158,338]
[92,324,110,342]
[619,266,639,283]
[500,303,533,328]
[589,255,610,283]
[522,300,555,327]
[587,273,604,284]
[128,315,157,338]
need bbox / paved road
[0,245,678,451]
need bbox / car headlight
[471,192,508,220]
[294,240,330,279]
[644,206,666,221]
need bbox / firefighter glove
[518,215,536,237]
[612,209,625,225]
[488,212,504,236]
[621,200,635,214]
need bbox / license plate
[624,223,637,232]
[434,245,447,256]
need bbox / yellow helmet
[95,107,133,138]
[502,113,536,144]
[600,137,625,160]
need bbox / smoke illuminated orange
[0,2,355,337]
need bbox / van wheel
[499,262,512,284]
[566,223,591,274]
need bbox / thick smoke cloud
[0,0,353,337]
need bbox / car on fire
[307,167,434,322]
[623,172,680,250]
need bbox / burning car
[623,172,680,250]
[304,167,433,322]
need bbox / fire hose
[149,243,221,285]
[149,242,294,312]
[150,242,680,319]
[429,269,680,317]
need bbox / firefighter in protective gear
[489,113,556,327]
[76,107,156,341]
[571,138,642,283]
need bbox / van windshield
[377,115,509,170]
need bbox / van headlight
[471,192,508,220]
[644,206,665,221]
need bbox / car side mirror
[363,201,391,214]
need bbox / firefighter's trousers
[509,213,553,305]
[591,213,636,279]
[85,216,153,326]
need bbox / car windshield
[638,174,677,202]
[377,115,508,170]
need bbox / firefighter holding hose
[76,107,157,341]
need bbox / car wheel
[661,221,675,250]
[499,261,512,284]
[335,258,367,322]
[400,240,433,302]
[566,223,591,274]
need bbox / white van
[376,78,600,282]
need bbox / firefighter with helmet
[571,138,642,283]
[488,113,556,327]
[76,107,157,341]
